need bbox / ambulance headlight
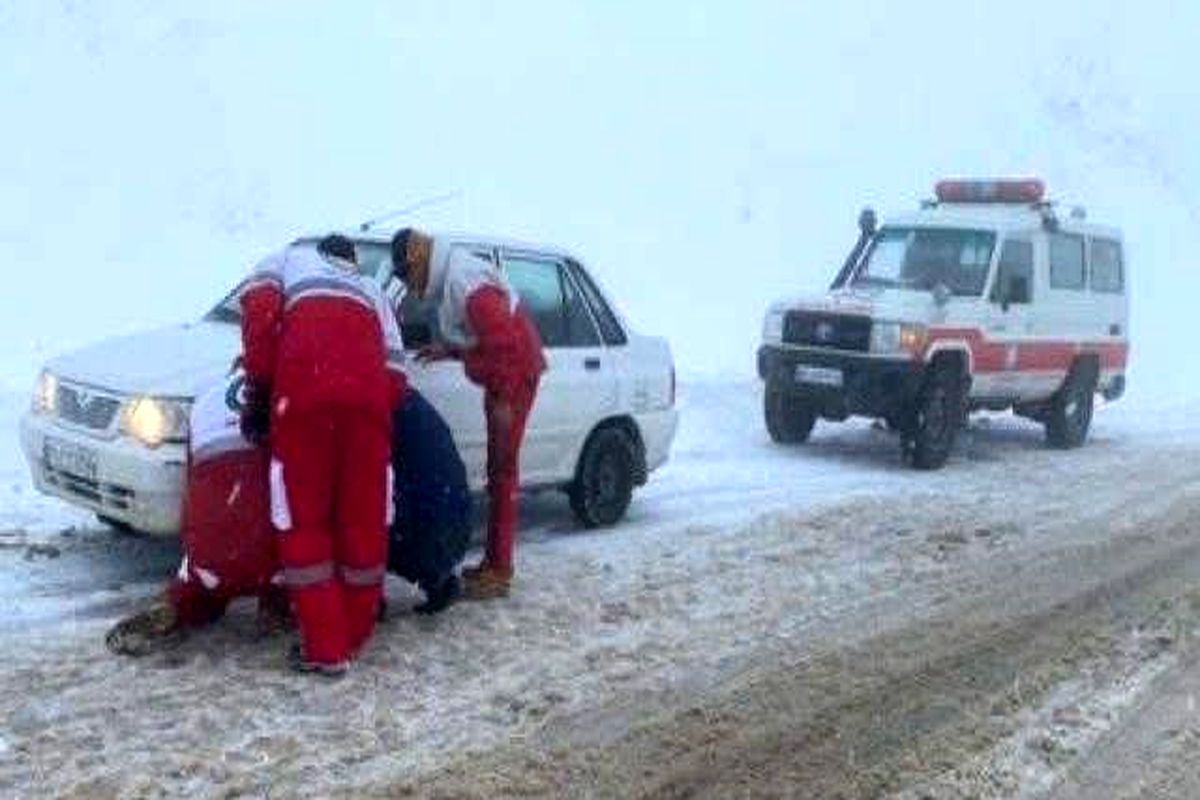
[762,310,786,343]
[31,370,59,415]
[120,397,191,448]
[871,322,928,356]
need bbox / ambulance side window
[991,238,1033,306]
[1089,238,1124,294]
[1050,232,1086,290]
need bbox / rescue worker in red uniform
[390,228,545,600]
[105,372,287,656]
[241,234,407,676]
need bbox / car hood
[46,321,241,399]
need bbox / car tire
[1045,364,1096,449]
[569,427,636,529]
[908,364,964,470]
[764,381,817,444]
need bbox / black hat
[317,233,356,263]
[391,228,413,281]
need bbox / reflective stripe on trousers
[340,564,386,587]
[282,562,336,588]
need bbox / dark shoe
[105,601,180,657]
[461,564,513,601]
[415,574,461,615]
[287,644,349,679]
[255,590,295,638]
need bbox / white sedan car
[20,233,679,534]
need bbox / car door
[501,251,618,485]
[387,248,490,490]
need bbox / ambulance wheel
[764,381,816,444]
[1046,363,1097,449]
[908,363,964,470]
[570,426,635,529]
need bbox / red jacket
[240,245,407,414]
[425,244,545,397]
[462,285,546,396]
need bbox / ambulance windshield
[852,227,995,297]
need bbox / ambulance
[757,179,1129,468]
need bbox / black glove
[240,379,271,445]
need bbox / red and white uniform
[168,375,280,627]
[427,240,546,572]
[240,244,407,666]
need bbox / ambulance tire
[764,381,817,444]
[570,426,636,529]
[909,362,964,470]
[1046,363,1097,449]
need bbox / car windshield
[204,240,390,324]
[851,226,996,297]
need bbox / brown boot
[461,563,513,601]
[105,600,180,656]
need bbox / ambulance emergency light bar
[934,178,1046,204]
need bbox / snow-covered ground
[4,379,1200,797]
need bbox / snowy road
[2,380,1200,798]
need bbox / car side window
[568,260,628,346]
[991,238,1033,305]
[354,242,392,278]
[503,254,601,348]
[1049,232,1086,290]
[1089,238,1124,294]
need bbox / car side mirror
[401,322,433,349]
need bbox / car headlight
[120,397,190,448]
[870,322,928,356]
[762,310,786,343]
[31,370,59,415]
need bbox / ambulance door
[983,236,1036,400]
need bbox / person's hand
[416,343,454,364]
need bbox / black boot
[414,574,461,615]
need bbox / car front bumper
[20,411,186,535]
[757,344,925,421]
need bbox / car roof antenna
[358,190,463,232]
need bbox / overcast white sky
[0,1,1196,395]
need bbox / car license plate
[44,437,98,481]
[795,365,843,388]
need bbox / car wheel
[1045,365,1096,449]
[907,365,964,470]
[764,380,816,444]
[570,427,636,529]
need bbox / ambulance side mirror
[996,275,1030,312]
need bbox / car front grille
[56,384,122,431]
[783,311,872,352]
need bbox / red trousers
[168,447,281,627]
[168,577,288,628]
[271,404,390,665]
[483,380,538,571]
